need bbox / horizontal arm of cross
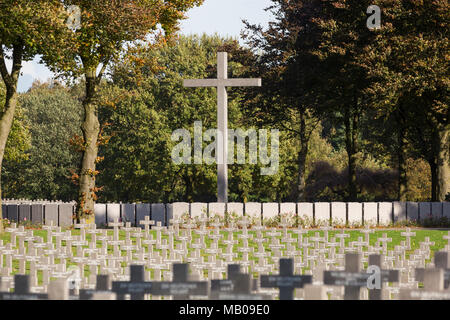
[183,78,261,88]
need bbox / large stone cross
[184,52,261,202]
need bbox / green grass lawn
[0,227,448,285]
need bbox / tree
[0,0,67,231]
[41,0,204,220]
[2,81,82,201]
[243,0,324,201]
[364,0,449,201]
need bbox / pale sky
[15,0,274,92]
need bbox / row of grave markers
[2,201,450,227]
[1,254,450,300]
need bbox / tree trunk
[436,127,450,201]
[76,73,100,221]
[0,44,22,233]
[0,88,18,233]
[397,125,408,201]
[345,107,358,201]
[430,160,438,201]
[296,113,309,201]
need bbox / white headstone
[167,202,189,221]
[297,203,313,224]
[331,202,346,226]
[94,203,107,226]
[191,203,207,218]
[106,203,121,223]
[209,203,226,218]
[347,202,362,225]
[363,202,378,226]
[314,203,330,225]
[406,202,419,222]
[245,202,261,219]
[227,203,243,216]
[280,203,296,215]
[262,203,279,220]
[378,202,393,226]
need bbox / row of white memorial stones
[3,201,450,228]
[0,215,450,299]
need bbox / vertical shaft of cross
[217,52,228,203]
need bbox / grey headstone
[121,203,135,226]
[59,203,73,227]
[136,203,150,228]
[444,202,450,219]
[31,204,44,224]
[407,202,419,222]
[1,204,6,220]
[331,202,346,225]
[7,204,18,221]
[363,202,378,226]
[18,204,31,222]
[419,202,431,221]
[106,203,121,223]
[393,202,406,222]
[431,202,443,219]
[45,204,58,226]
[151,204,165,226]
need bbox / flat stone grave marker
[111,265,153,300]
[209,203,225,218]
[260,258,312,300]
[401,269,450,300]
[297,203,313,224]
[227,202,243,217]
[368,254,399,300]
[151,264,209,299]
[407,202,419,222]
[393,202,406,222]
[324,253,371,300]
[0,275,48,300]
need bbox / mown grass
[0,227,448,285]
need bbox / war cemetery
[0,0,448,306]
